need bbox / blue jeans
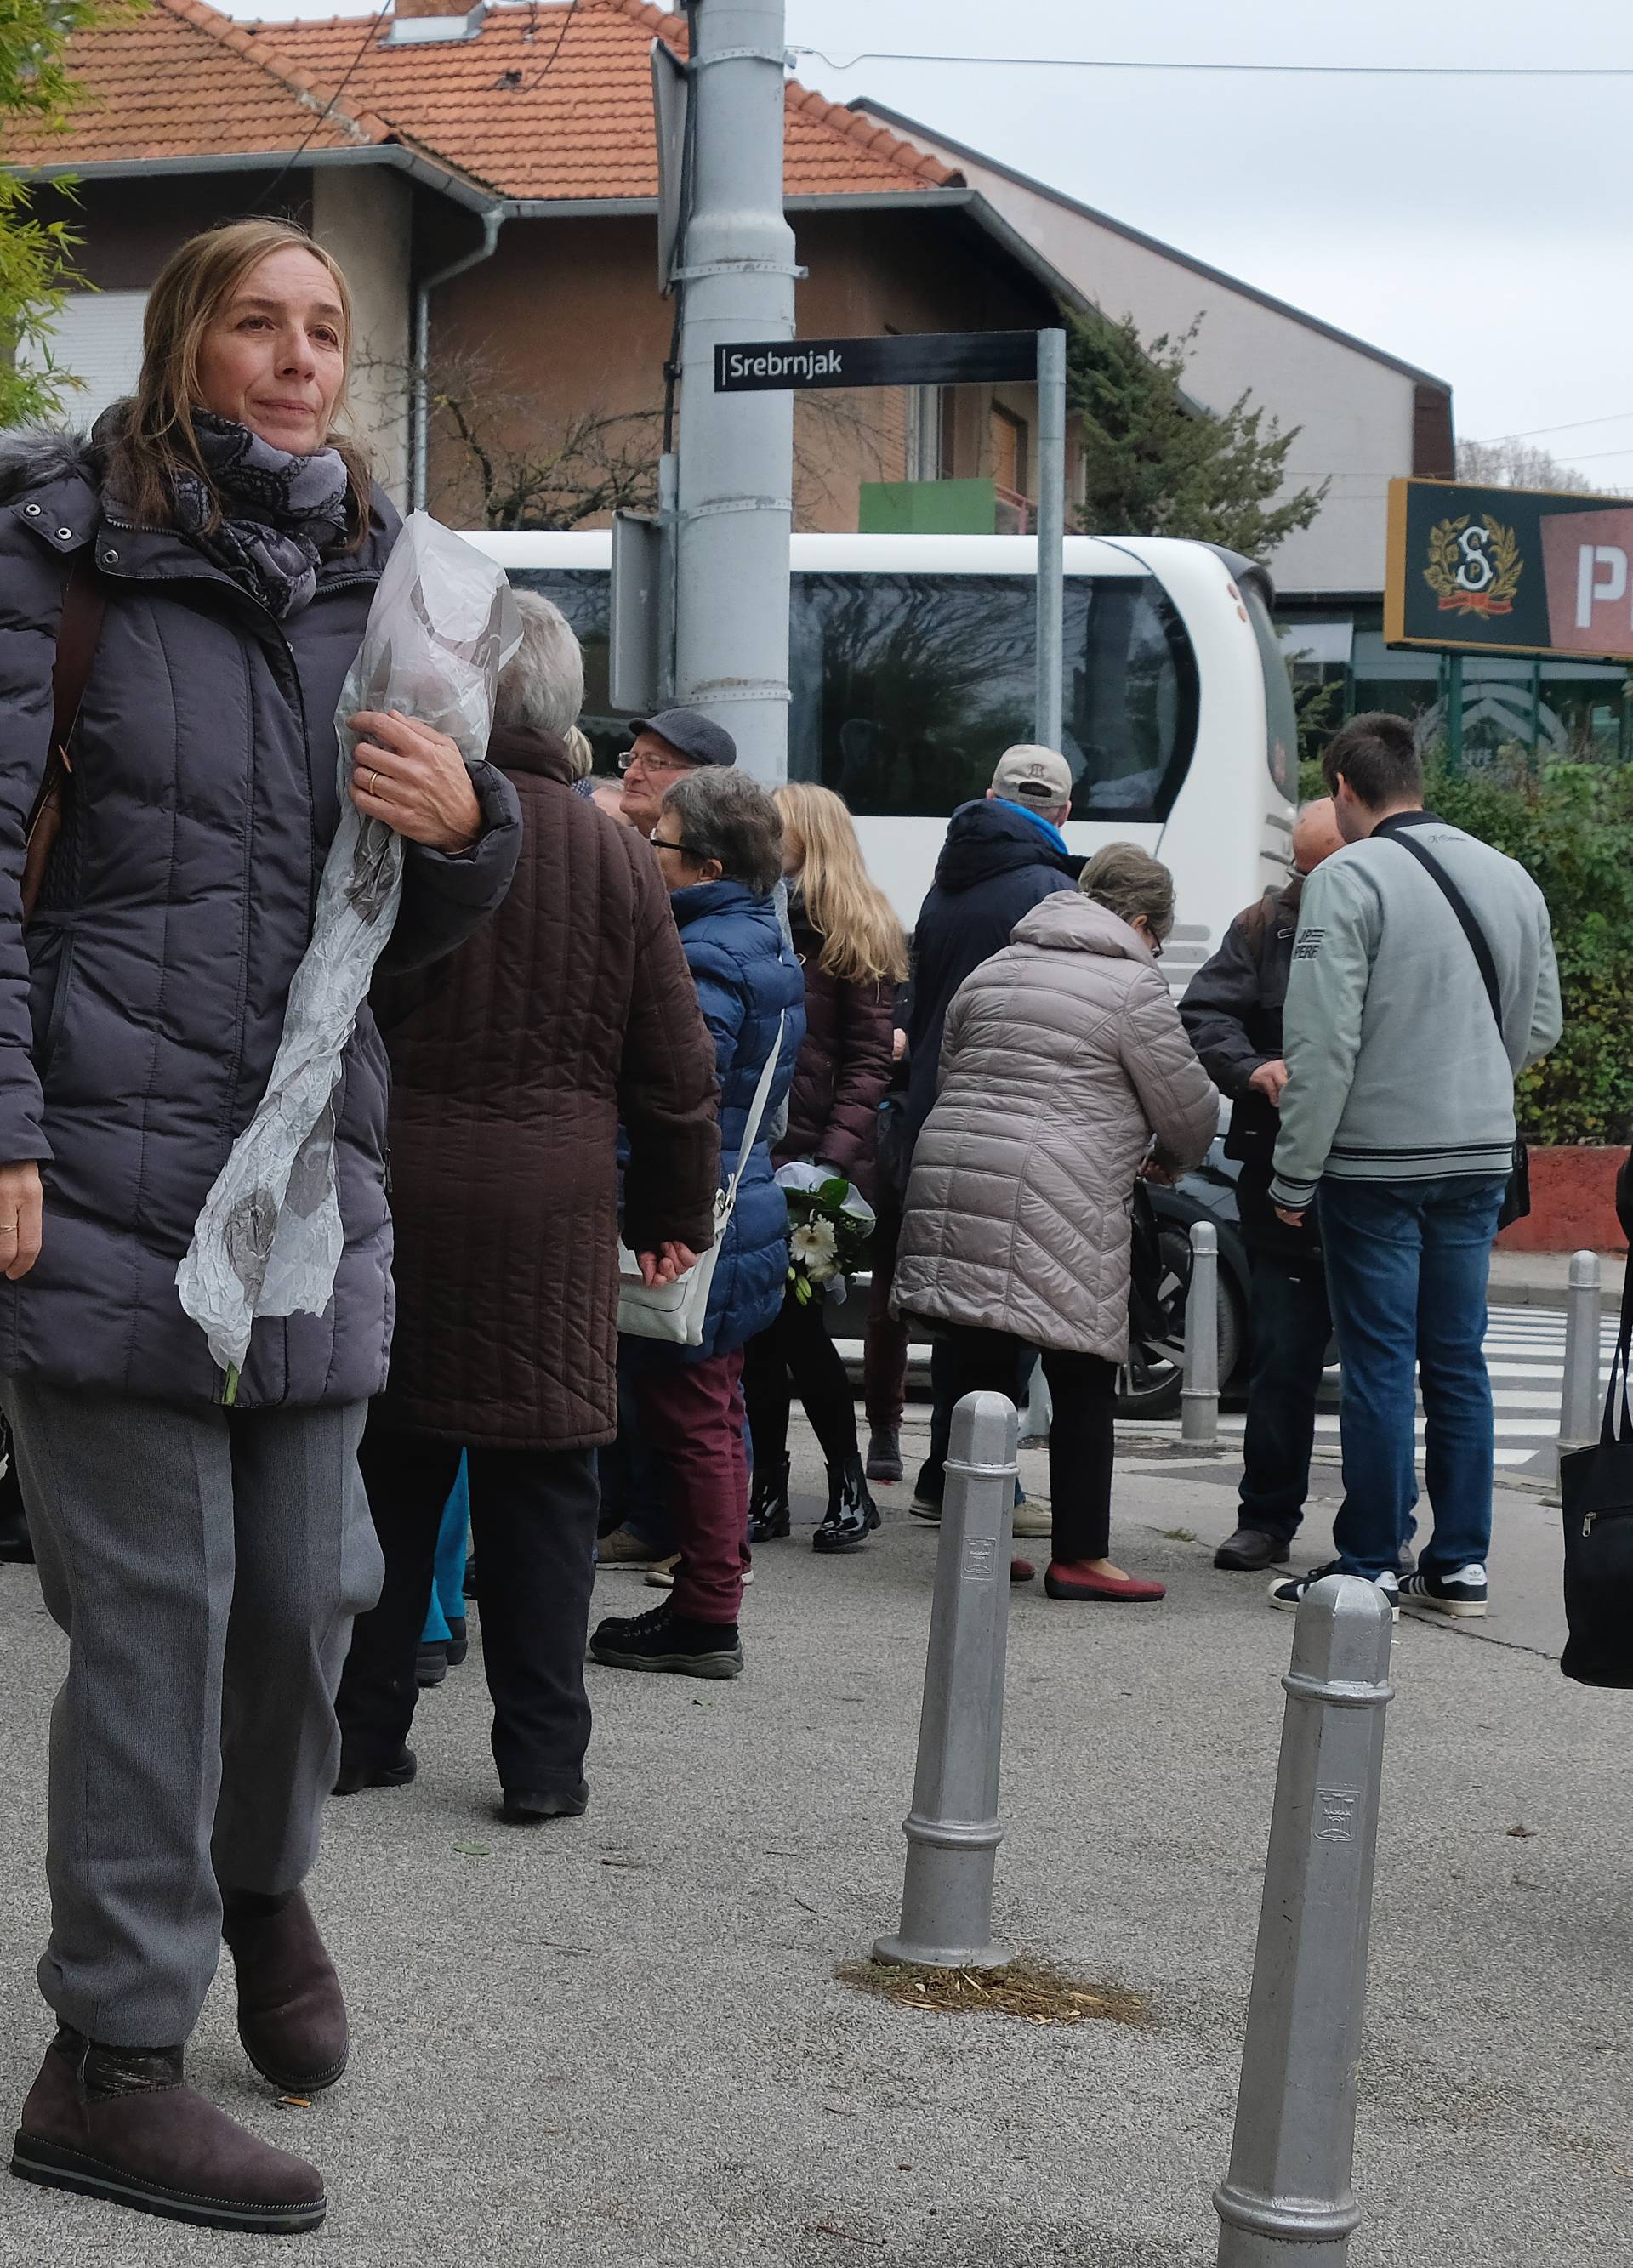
[1238,1248,1332,1544]
[1318,1175,1506,1581]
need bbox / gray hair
[661,767,783,897]
[494,590,585,739]
[1078,840,1177,941]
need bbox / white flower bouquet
[775,1160,875,1306]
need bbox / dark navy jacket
[0,430,521,1409]
[902,798,1083,1147]
[669,879,804,1359]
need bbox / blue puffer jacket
[671,879,804,1359]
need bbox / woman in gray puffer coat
[895,844,1217,1603]
[0,222,520,2237]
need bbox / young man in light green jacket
[1266,713,1561,1620]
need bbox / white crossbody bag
[616,1014,786,1347]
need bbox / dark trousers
[625,1349,749,1625]
[1238,1247,1333,1543]
[742,1282,862,1472]
[336,1422,600,1799]
[936,1327,1118,1562]
[863,1200,910,1433]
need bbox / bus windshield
[509,566,1199,823]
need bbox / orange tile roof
[18,0,960,203]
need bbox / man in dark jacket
[901,746,1083,1519]
[333,596,722,1820]
[1180,799,1342,1570]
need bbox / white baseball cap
[990,743,1073,807]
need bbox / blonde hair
[774,782,908,987]
[103,219,372,541]
[1078,841,1177,942]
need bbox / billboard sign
[1385,475,1633,663]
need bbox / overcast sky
[230,0,1633,481]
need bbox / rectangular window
[25,291,148,425]
[991,406,1027,502]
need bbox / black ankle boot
[0,1457,32,1565]
[747,1452,791,1543]
[812,1456,881,1553]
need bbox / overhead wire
[787,47,1633,80]
[521,0,578,94]
[256,3,392,210]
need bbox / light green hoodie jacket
[1270,812,1562,1211]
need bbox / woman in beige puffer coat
[895,844,1218,1602]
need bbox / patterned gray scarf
[168,412,353,617]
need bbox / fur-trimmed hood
[0,424,97,509]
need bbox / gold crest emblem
[1424,514,1522,617]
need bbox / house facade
[17,0,1088,536]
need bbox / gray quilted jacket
[893,893,1219,1361]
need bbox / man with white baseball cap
[987,743,1073,821]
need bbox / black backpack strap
[1380,826,1506,1042]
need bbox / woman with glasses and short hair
[591,767,804,1680]
[894,843,1218,1604]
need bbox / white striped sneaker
[1398,1565,1488,1618]
[1267,1563,1400,1621]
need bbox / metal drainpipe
[413,206,505,512]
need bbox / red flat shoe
[1044,1560,1166,1603]
[1010,1558,1035,1583]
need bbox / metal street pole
[672,0,799,784]
[1215,1575,1395,2265]
[1181,1220,1220,1447]
[874,1391,1018,1970]
[1034,327,1067,753]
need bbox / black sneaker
[1267,1563,1399,1621]
[1399,1564,1488,1618]
[909,1458,943,1522]
[866,1428,903,1484]
[589,1601,743,1680]
[415,1641,448,1687]
[331,1748,417,1796]
[499,1782,589,1826]
[445,1614,469,1667]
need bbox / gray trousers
[3,1379,381,2047]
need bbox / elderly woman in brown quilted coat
[333,595,721,1816]
[894,844,1217,1603]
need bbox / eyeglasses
[618,747,703,778]
[647,830,708,859]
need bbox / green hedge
[1295,752,1633,1147]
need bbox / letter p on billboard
[1541,506,1633,657]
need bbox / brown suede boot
[222,1889,350,2094]
[9,2026,326,2233]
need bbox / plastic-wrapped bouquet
[176,514,521,1396]
[775,1161,875,1305]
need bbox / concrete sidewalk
[0,1415,1629,2267]
[1490,1248,1625,1308]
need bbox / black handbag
[1557,1265,1633,1688]
[1381,826,1531,1231]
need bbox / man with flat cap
[615,708,738,839]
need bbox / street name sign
[1386,475,1633,663]
[714,331,1042,393]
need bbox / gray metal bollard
[1559,1248,1603,1454]
[874,1390,1018,1971]
[1181,1219,1220,1446]
[1214,1576,1394,2265]
[1522,1248,1602,1480]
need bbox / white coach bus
[464,531,1298,988]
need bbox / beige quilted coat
[894,893,1220,1361]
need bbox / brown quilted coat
[773,895,896,1197]
[373,727,721,1449]
[894,892,1219,1361]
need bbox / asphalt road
[0,1417,1626,2266]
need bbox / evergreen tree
[0,0,118,426]
[1067,309,1328,560]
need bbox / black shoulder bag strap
[1382,827,1506,1037]
[1381,823,1529,1225]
